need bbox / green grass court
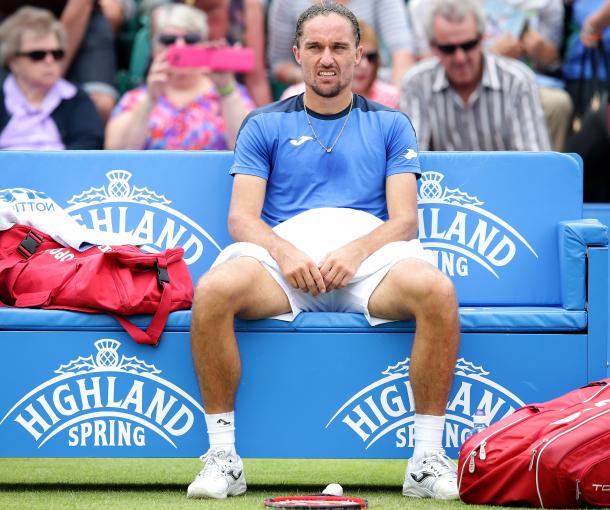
[0,458,538,509]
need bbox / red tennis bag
[0,224,193,345]
[458,379,610,508]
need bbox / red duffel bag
[458,379,610,508]
[0,224,193,345]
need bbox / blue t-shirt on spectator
[230,93,420,227]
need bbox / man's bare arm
[319,173,418,290]
[228,174,326,295]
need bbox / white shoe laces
[421,452,457,479]
[198,449,233,478]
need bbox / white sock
[204,411,236,454]
[412,414,445,461]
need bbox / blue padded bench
[0,150,607,459]
[583,203,610,359]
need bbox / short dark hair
[293,1,360,49]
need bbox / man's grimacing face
[293,13,362,99]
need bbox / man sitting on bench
[187,0,460,501]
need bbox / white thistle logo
[1,339,203,449]
[68,170,170,206]
[418,171,482,205]
[56,339,160,375]
[327,357,525,451]
[417,170,537,278]
[64,170,222,265]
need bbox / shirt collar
[4,74,77,117]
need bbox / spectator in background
[400,0,551,151]
[187,0,272,105]
[0,0,127,122]
[60,0,120,121]
[104,3,254,150]
[563,0,610,107]
[268,0,416,88]
[280,19,400,108]
[99,0,136,33]
[580,0,610,46]
[0,7,103,149]
[563,0,610,201]
[409,0,571,151]
[138,0,272,106]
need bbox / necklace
[303,94,354,153]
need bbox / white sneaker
[403,450,459,500]
[187,449,247,499]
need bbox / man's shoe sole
[186,485,247,499]
[403,485,459,500]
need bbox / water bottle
[472,408,488,435]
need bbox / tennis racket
[263,495,368,508]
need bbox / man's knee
[416,266,456,308]
[540,87,573,118]
[193,264,250,316]
[395,263,457,317]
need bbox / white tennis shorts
[211,207,435,325]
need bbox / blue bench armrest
[559,219,608,310]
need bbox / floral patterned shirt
[111,84,254,150]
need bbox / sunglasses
[15,49,65,61]
[157,33,203,46]
[362,51,379,64]
[434,37,481,55]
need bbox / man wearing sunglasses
[400,0,550,152]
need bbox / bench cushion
[0,308,586,333]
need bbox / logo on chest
[289,135,314,146]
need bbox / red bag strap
[111,247,185,268]
[110,256,173,346]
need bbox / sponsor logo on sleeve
[404,149,418,160]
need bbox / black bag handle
[574,42,610,124]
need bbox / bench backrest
[0,150,582,307]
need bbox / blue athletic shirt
[230,93,420,227]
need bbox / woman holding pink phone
[104,3,254,150]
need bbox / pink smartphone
[167,46,255,73]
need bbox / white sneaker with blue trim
[187,449,247,499]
